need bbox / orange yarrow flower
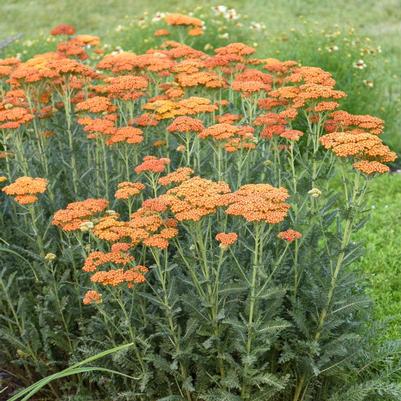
[52,198,109,231]
[2,177,48,205]
[222,183,290,224]
[277,229,302,242]
[135,156,171,174]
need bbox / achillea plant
[1,13,401,401]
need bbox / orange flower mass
[52,198,109,231]
[167,116,205,133]
[83,290,102,305]
[135,156,171,174]
[222,184,290,224]
[115,182,145,199]
[2,176,48,205]
[216,232,238,247]
[162,176,231,222]
[277,229,302,242]
[158,167,194,186]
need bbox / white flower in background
[353,59,367,69]
[250,22,265,31]
[363,79,374,88]
[212,5,240,20]
[212,5,228,15]
[219,32,229,39]
[226,8,240,20]
[152,12,166,23]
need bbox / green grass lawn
[1,0,401,338]
[356,172,401,338]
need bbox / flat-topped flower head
[320,131,396,163]
[0,106,33,129]
[158,167,194,186]
[325,110,384,135]
[135,156,171,174]
[280,129,304,141]
[83,250,135,273]
[93,75,148,101]
[278,229,302,242]
[52,198,109,231]
[222,183,290,224]
[50,24,76,36]
[115,182,145,199]
[2,176,48,205]
[76,96,116,114]
[216,232,238,249]
[106,126,143,145]
[83,290,102,305]
[353,160,390,175]
[90,265,148,287]
[214,42,256,57]
[199,123,256,152]
[165,13,203,27]
[162,176,231,222]
[167,116,205,134]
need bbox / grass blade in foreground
[8,343,136,401]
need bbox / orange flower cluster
[155,29,170,37]
[144,96,217,120]
[216,114,242,124]
[325,110,384,135]
[82,290,102,305]
[52,198,109,231]
[165,13,202,27]
[76,96,116,114]
[167,116,205,134]
[199,123,256,152]
[216,232,238,247]
[270,84,346,110]
[83,250,135,272]
[277,229,302,242]
[98,52,173,74]
[107,126,143,145]
[320,131,396,163]
[131,113,159,127]
[2,176,48,205]
[50,24,76,36]
[0,57,20,78]
[92,214,137,243]
[284,66,336,87]
[10,55,96,87]
[352,160,390,175]
[175,71,226,89]
[94,75,148,101]
[158,167,194,186]
[0,106,33,129]
[90,265,148,287]
[129,203,178,249]
[78,115,117,138]
[162,176,231,222]
[222,184,290,224]
[280,129,304,141]
[115,182,145,199]
[231,69,272,96]
[135,156,171,174]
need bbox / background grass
[1,0,401,337]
